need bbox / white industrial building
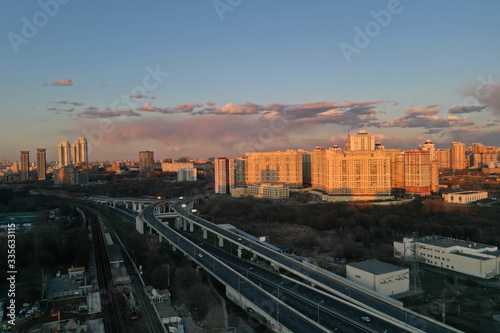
[442,190,488,204]
[394,235,500,279]
[346,260,409,296]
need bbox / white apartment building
[394,235,500,279]
[442,191,488,204]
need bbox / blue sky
[1,0,499,162]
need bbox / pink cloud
[137,102,158,112]
[51,78,73,87]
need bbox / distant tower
[343,130,351,151]
[20,151,30,180]
[58,141,71,167]
[72,138,88,164]
[215,158,235,194]
[37,149,47,181]
[139,150,155,174]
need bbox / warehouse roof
[348,259,407,275]
[417,235,494,250]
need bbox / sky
[1,0,499,162]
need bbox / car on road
[249,267,254,271]
[198,253,203,258]
[361,316,371,323]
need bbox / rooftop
[348,259,408,275]
[417,235,495,251]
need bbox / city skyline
[1,1,499,162]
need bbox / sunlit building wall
[404,150,431,196]
[244,150,304,186]
[58,141,71,168]
[311,149,391,197]
[72,137,88,165]
[346,130,375,151]
[161,161,194,172]
[436,149,451,169]
[451,142,466,170]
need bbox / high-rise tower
[215,158,235,194]
[20,151,30,180]
[37,148,47,180]
[58,141,71,168]
[139,150,155,174]
[72,138,88,164]
[451,142,466,170]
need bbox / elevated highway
[95,195,462,333]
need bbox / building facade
[442,191,488,204]
[346,260,409,296]
[71,138,88,165]
[404,150,431,196]
[451,142,466,170]
[232,184,289,199]
[177,168,197,181]
[58,141,71,168]
[215,158,235,194]
[345,130,375,151]
[139,150,155,174]
[244,150,305,187]
[311,148,392,197]
[37,148,46,180]
[20,151,30,180]
[436,149,451,169]
[161,162,194,172]
[394,235,500,279]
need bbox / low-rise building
[442,190,488,204]
[346,260,409,296]
[394,235,500,279]
[231,183,289,199]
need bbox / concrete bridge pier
[237,246,242,258]
[183,218,188,231]
[135,216,144,234]
[133,202,137,211]
[159,234,162,243]
[189,222,194,232]
[125,202,129,209]
[218,236,224,247]
[202,228,208,239]
[172,245,176,252]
